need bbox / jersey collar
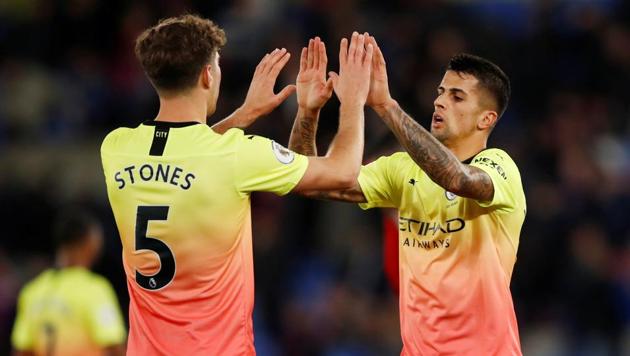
[142,120,202,128]
[462,148,490,164]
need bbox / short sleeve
[357,154,404,210]
[11,288,33,351]
[85,279,126,346]
[234,133,309,196]
[470,148,524,212]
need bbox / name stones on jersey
[113,163,196,190]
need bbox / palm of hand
[367,69,390,108]
[297,69,331,111]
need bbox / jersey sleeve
[85,278,126,347]
[11,288,34,351]
[357,154,403,210]
[234,132,309,196]
[470,148,524,212]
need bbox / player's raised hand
[240,48,296,118]
[328,32,373,108]
[296,37,334,112]
[365,35,394,111]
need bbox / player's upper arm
[470,149,525,212]
[85,278,126,347]
[234,132,309,196]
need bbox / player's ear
[201,64,213,89]
[478,110,497,131]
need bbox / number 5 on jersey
[135,206,176,290]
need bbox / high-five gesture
[242,48,296,116]
[329,32,374,108]
[297,37,334,112]
[212,48,296,133]
[365,36,395,112]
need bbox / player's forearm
[288,107,319,155]
[375,100,492,199]
[210,106,257,134]
[324,103,365,184]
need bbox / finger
[364,43,374,67]
[299,47,307,72]
[339,38,348,66]
[275,84,297,103]
[255,52,271,75]
[325,76,334,92]
[318,40,328,74]
[367,36,378,68]
[370,36,385,66]
[328,71,339,91]
[313,37,320,70]
[307,39,314,69]
[265,48,287,74]
[355,33,365,63]
[268,52,291,78]
[348,31,359,62]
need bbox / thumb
[275,84,297,103]
[327,71,339,90]
[325,76,334,92]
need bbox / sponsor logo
[271,141,295,164]
[399,216,465,250]
[473,156,507,180]
[399,216,465,236]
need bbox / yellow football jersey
[11,267,126,356]
[358,148,526,355]
[100,121,308,355]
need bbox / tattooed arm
[288,107,319,156]
[374,100,494,201]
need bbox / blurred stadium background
[0,0,629,355]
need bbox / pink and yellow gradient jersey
[11,267,126,356]
[358,148,526,356]
[101,121,308,355]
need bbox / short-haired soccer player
[12,210,126,356]
[289,35,526,355]
[100,15,373,355]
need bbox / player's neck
[155,92,208,124]
[445,135,487,162]
[56,249,91,269]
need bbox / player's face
[206,53,222,115]
[431,70,487,145]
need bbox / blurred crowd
[1,0,629,355]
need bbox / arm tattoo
[380,104,494,201]
[288,109,319,155]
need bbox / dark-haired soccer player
[289,36,526,355]
[12,210,126,356]
[100,14,373,355]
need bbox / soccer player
[100,15,373,355]
[289,36,526,355]
[11,210,126,356]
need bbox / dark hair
[135,14,227,93]
[447,53,511,118]
[53,209,99,249]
